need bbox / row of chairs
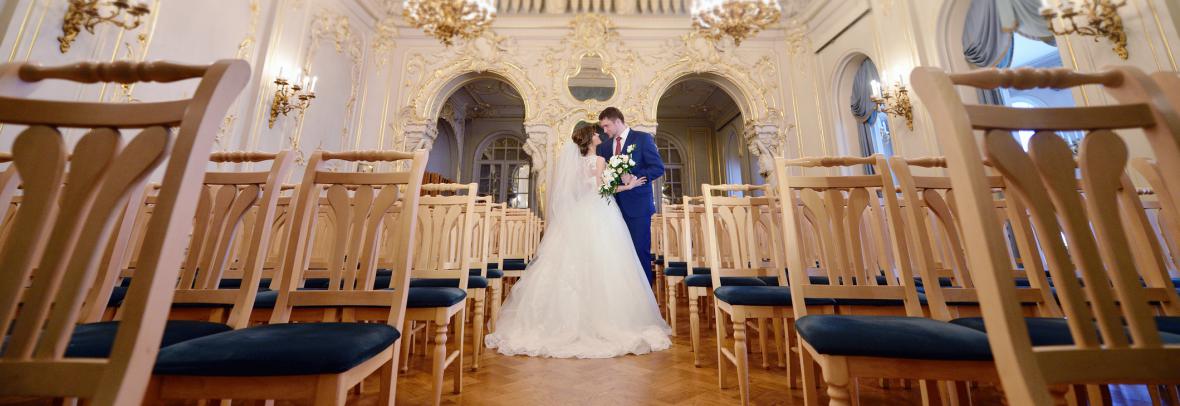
[0,59,545,406]
[653,66,1180,405]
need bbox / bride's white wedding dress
[484,141,671,359]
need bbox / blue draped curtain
[963,0,1014,105]
[850,58,881,174]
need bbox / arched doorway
[655,76,754,208]
[433,75,535,210]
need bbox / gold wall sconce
[58,0,151,53]
[268,68,316,129]
[870,75,914,131]
[1040,0,1128,60]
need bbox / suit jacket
[597,129,665,218]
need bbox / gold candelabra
[1040,0,1128,60]
[870,77,914,131]
[58,0,151,53]
[268,70,316,129]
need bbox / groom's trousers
[623,214,654,285]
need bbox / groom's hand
[621,173,637,184]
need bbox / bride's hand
[624,176,648,190]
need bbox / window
[475,135,534,209]
[655,135,686,208]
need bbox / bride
[484,125,672,359]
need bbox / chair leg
[773,317,786,369]
[757,318,769,369]
[666,278,679,335]
[732,314,751,406]
[377,347,399,406]
[400,320,414,372]
[689,293,702,367]
[452,308,466,394]
[786,318,800,389]
[800,347,820,406]
[431,320,449,406]
[822,357,852,406]
[312,375,347,406]
[471,290,485,371]
[490,279,502,333]
[715,306,730,389]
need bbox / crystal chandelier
[402,0,496,47]
[691,0,782,46]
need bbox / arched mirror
[568,54,615,102]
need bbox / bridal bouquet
[599,144,637,200]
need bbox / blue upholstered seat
[664,266,687,277]
[216,278,272,290]
[59,320,231,358]
[107,286,128,307]
[796,315,993,361]
[487,262,500,270]
[153,323,400,376]
[410,276,489,289]
[949,317,1180,346]
[1157,316,1180,335]
[684,274,766,288]
[756,275,831,286]
[667,261,688,269]
[503,259,527,271]
[713,286,837,307]
[303,278,332,289]
[406,287,467,308]
[471,268,503,279]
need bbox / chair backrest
[412,183,478,286]
[912,66,1180,404]
[270,150,428,326]
[169,151,293,328]
[660,204,687,265]
[888,157,1062,318]
[772,155,930,318]
[682,196,707,273]
[0,60,249,404]
[701,184,782,286]
[1132,159,1180,277]
[502,209,531,260]
[468,196,493,277]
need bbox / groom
[597,107,664,285]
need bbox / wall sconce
[1040,0,1128,60]
[870,73,914,131]
[268,68,316,129]
[58,0,151,54]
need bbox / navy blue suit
[597,129,664,285]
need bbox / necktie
[614,137,622,155]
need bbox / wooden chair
[660,203,688,334]
[463,196,499,368]
[485,202,506,331]
[0,59,250,405]
[391,182,478,405]
[911,65,1180,405]
[774,155,1004,406]
[146,149,428,406]
[701,185,799,405]
[499,208,532,286]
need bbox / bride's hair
[571,125,598,156]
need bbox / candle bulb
[870,80,882,98]
[310,76,318,92]
[277,66,284,80]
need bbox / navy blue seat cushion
[503,259,527,271]
[108,286,128,307]
[912,277,954,288]
[797,315,993,361]
[303,278,331,289]
[64,320,231,358]
[690,267,711,275]
[253,290,280,309]
[471,268,504,279]
[1157,316,1180,335]
[667,261,688,269]
[216,278,272,290]
[407,287,467,308]
[487,262,500,270]
[410,276,488,289]
[665,266,688,277]
[949,317,1180,346]
[684,275,766,288]
[713,286,837,307]
[154,322,400,376]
